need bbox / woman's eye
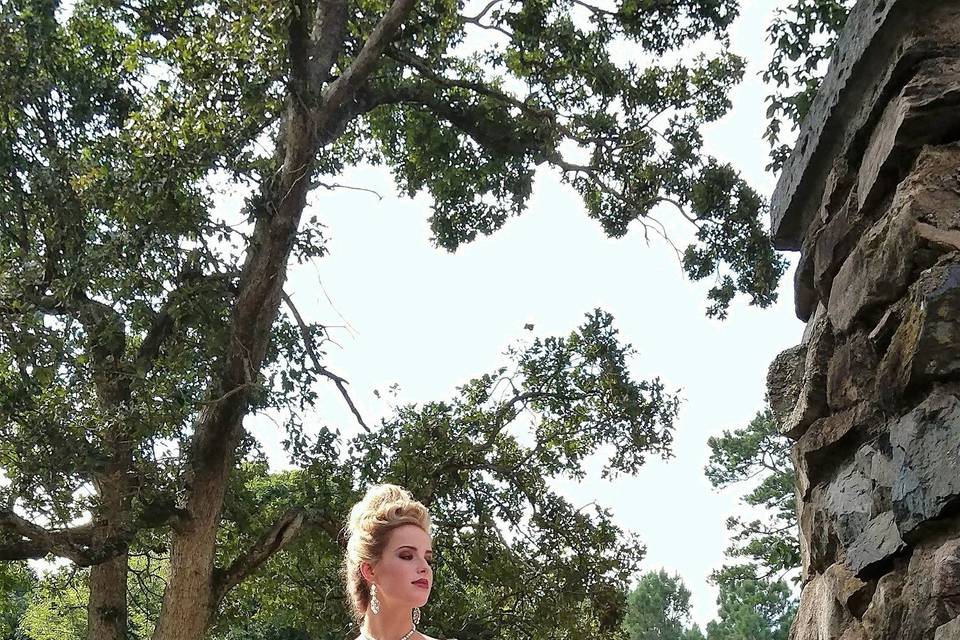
[400,554,412,560]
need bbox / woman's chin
[410,592,431,608]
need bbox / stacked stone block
[766,1,960,638]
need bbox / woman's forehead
[387,524,432,549]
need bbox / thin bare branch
[461,0,504,22]
[315,181,384,200]
[459,15,513,37]
[281,290,370,433]
[568,0,616,17]
[660,195,704,228]
[457,0,514,38]
[195,381,261,406]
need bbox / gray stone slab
[935,616,960,640]
[769,0,950,250]
[846,511,907,577]
[892,389,960,537]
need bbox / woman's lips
[412,579,430,589]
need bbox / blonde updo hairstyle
[343,484,432,622]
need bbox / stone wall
[766,1,960,639]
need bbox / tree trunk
[84,314,135,640]
[86,453,133,640]
[149,424,237,640]
[153,405,243,640]
[151,106,316,640]
[87,553,129,640]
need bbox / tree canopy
[615,405,799,640]
[705,407,798,580]
[701,406,799,640]
[2,311,677,640]
[622,570,704,640]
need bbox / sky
[241,0,806,630]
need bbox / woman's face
[367,524,433,610]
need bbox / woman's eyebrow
[396,545,433,554]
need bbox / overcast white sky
[242,0,804,629]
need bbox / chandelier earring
[412,607,421,625]
[369,584,381,615]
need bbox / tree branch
[458,17,512,37]
[290,0,349,101]
[568,0,616,17]
[211,506,347,605]
[213,508,306,601]
[314,181,384,200]
[281,290,369,433]
[461,0,504,22]
[305,513,343,541]
[0,510,107,565]
[387,49,555,122]
[288,0,316,100]
[320,0,418,118]
[0,497,187,565]
[548,154,691,250]
[363,82,547,158]
[458,0,514,37]
[0,538,50,562]
[135,299,177,373]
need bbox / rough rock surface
[827,333,878,411]
[826,199,918,334]
[768,344,808,427]
[794,404,874,497]
[764,2,960,638]
[816,442,903,578]
[844,512,906,577]
[789,574,854,640]
[770,0,960,249]
[823,562,876,618]
[857,59,960,212]
[878,264,960,396]
[891,389,960,539]
[814,187,863,303]
[936,617,960,640]
[780,309,835,439]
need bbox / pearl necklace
[360,627,416,640]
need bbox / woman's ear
[359,561,375,584]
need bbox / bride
[343,484,453,640]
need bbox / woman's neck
[361,607,415,640]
